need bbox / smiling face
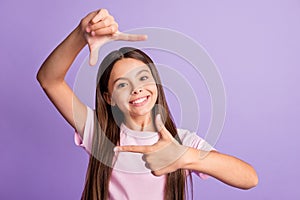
[105,58,158,125]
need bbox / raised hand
[79,9,147,66]
[115,115,189,176]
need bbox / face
[106,58,158,120]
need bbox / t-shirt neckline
[120,123,158,139]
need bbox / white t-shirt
[74,106,213,200]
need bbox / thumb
[89,44,100,66]
[155,114,172,140]
[155,114,164,132]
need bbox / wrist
[73,25,88,47]
[182,148,213,173]
[181,147,201,170]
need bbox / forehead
[110,58,149,80]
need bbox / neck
[124,113,155,132]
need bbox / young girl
[37,8,258,200]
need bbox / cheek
[112,89,130,104]
[149,85,158,100]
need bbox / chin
[128,101,156,116]
[131,110,152,117]
[130,106,154,117]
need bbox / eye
[140,76,149,81]
[117,83,128,88]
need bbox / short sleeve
[74,106,95,154]
[177,129,216,180]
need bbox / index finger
[114,145,151,153]
[91,9,109,24]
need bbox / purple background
[1,0,299,199]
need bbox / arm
[183,148,258,189]
[115,114,258,190]
[37,23,88,134]
[37,9,147,135]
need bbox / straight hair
[81,47,188,200]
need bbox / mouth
[129,95,150,106]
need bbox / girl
[37,8,258,200]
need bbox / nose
[131,87,143,95]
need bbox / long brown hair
[81,47,187,200]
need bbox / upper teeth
[132,97,147,104]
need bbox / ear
[103,92,116,106]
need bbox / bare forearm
[185,148,258,189]
[37,25,86,87]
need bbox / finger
[89,45,100,66]
[152,170,163,177]
[89,15,116,31]
[155,114,173,140]
[114,145,151,153]
[91,24,118,36]
[152,167,176,177]
[81,11,98,32]
[142,154,147,161]
[91,9,109,24]
[113,32,148,41]
[145,143,188,172]
[145,162,151,170]
[83,11,98,24]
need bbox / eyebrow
[112,69,151,85]
[136,69,151,76]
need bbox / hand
[79,9,147,66]
[115,115,189,176]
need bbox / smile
[129,95,150,105]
